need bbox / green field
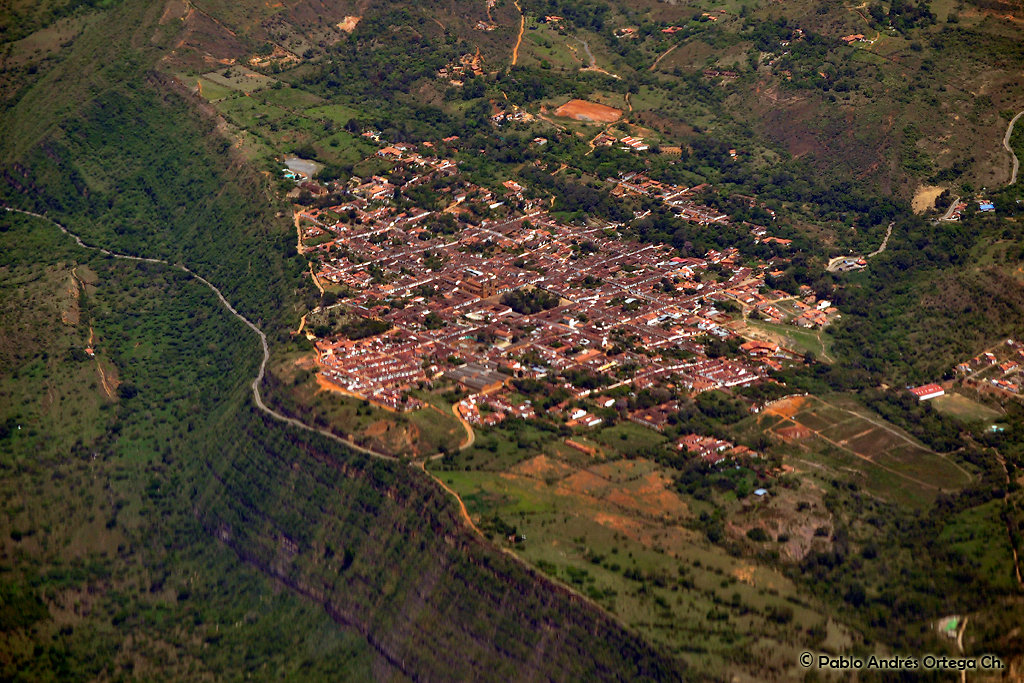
[741,319,834,362]
[407,405,465,454]
[930,393,1002,422]
[197,77,236,101]
[432,453,827,676]
[592,421,668,455]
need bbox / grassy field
[738,318,834,361]
[930,392,1002,422]
[430,452,830,676]
[197,77,236,101]
[592,421,669,455]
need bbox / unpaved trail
[1003,110,1024,185]
[511,0,525,66]
[3,206,397,463]
[416,461,483,536]
[308,262,324,295]
[574,37,619,78]
[867,221,894,257]
[649,44,677,71]
[293,209,307,255]
[96,359,115,398]
[451,403,475,449]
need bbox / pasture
[431,451,828,677]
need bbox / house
[909,383,945,401]
[740,340,779,357]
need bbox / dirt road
[4,206,398,463]
[574,37,619,78]
[451,403,475,449]
[649,44,677,72]
[1003,110,1024,185]
[867,221,894,257]
[511,0,524,66]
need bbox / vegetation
[501,287,560,314]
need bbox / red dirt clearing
[776,424,813,441]
[554,99,622,123]
[764,395,810,418]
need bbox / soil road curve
[1003,110,1024,186]
[3,206,398,463]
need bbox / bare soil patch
[912,185,945,213]
[511,454,575,480]
[554,99,622,123]
[606,473,689,519]
[337,16,361,32]
[764,395,810,419]
[557,469,609,496]
[776,424,813,441]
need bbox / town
[288,143,837,441]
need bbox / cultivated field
[760,395,972,505]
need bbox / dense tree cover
[501,287,560,314]
[787,466,1015,652]
[818,215,1024,384]
[2,82,307,326]
[307,10,456,98]
[521,0,612,32]
[0,215,390,682]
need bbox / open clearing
[554,99,623,123]
[434,453,825,676]
[911,184,945,213]
[930,392,1002,422]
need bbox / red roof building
[909,383,945,401]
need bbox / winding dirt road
[867,221,894,257]
[649,44,678,72]
[1002,110,1024,186]
[3,206,397,463]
